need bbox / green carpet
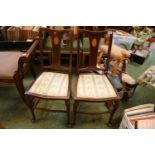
[0,44,155,129]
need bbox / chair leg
[122,92,130,101]
[14,73,26,103]
[131,85,138,97]
[122,85,138,101]
[65,100,70,127]
[25,95,36,122]
[105,101,111,109]
[108,101,119,127]
[72,101,79,127]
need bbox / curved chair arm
[17,39,39,78]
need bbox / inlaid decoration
[54,36,59,45]
[92,38,97,47]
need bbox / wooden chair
[72,29,120,127]
[0,39,39,103]
[107,58,138,101]
[120,60,138,101]
[25,28,73,127]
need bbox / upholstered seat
[0,40,39,103]
[28,72,69,97]
[122,73,136,85]
[0,52,23,79]
[121,73,138,101]
[77,74,117,99]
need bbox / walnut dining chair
[72,29,120,127]
[25,28,73,127]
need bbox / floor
[0,44,155,129]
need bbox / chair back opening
[77,29,113,74]
[39,28,73,74]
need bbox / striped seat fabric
[28,72,69,97]
[77,74,117,99]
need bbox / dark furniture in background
[72,30,120,127]
[79,26,132,32]
[0,26,39,50]
[25,28,73,126]
[131,52,150,65]
[0,40,33,50]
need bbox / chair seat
[0,51,23,79]
[77,74,118,99]
[28,72,69,97]
[122,73,136,85]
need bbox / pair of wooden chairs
[25,28,120,127]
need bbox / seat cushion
[77,74,117,99]
[122,73,136,85]
[28,72,69,97]
[0,51,23,79]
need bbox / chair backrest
[77,29,113,74]
[39,28,73,74]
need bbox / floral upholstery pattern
[28,72,69,97]
[77,74,117,99]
